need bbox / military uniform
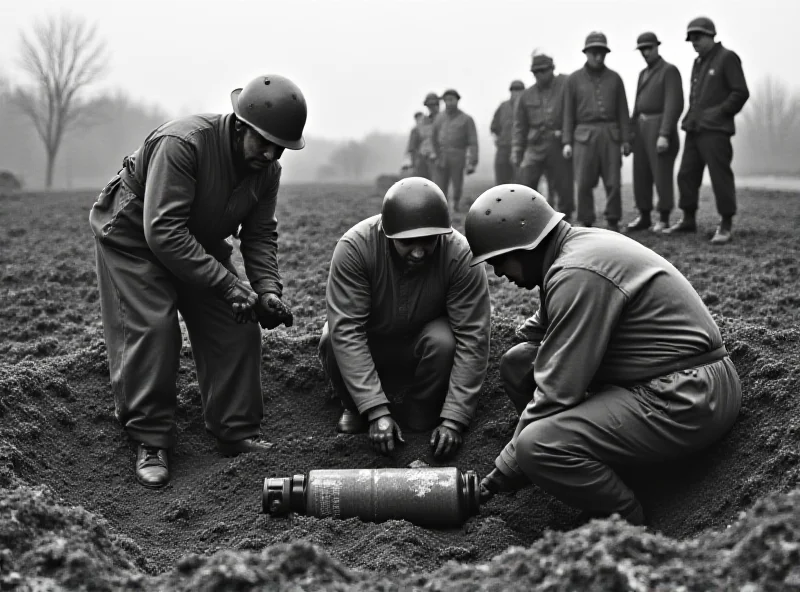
[563,66,631,226]
[319,215,491,430]
[677,42,749,219]
[432,107,479,210]
[631,54,684,218]
[513,72,574,216]
[496,222,741,518]
[491,99,516,184]
[89,114,282,448]
[405,115,439,180]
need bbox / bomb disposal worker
[667,16,749,244]
[319,178,491,458]
[628,32,684,233]
[89,75,306,489]
[490,80,525,185]
[465,184,741,524]
[563,32,632,231]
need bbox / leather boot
[710,227,732,244]
[135,444,170,489]
[337,409,368,434]
[626,212,651,232]
[663,211,697,233]
[217,437,272,457]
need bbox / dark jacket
[681,43,749,136]
[631,57,685,138]
[89,113,283,296]
[512,73,569,157]
[563,65,631,145]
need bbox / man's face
[392,235,439,269]
[532,67,555,86]
[443,95,459,111]
[584,48,607,69]
[241,125,284,170]
[639,44,659,65]
[689,32,715,55]
[486,251,540,289]
[426,101,440,116]
[415,114,425,125]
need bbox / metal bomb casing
[263,467,480,528]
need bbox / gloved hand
[369,415,405,455]
[222,279,258,322]
[622,142,632,157]
[656,136,669,154]
[479,467,528,503]
[430,420,464,458]
[562,144,573,159]
[255,293,294,330]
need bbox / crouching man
[319,177,491,457]
[464,184,741,524]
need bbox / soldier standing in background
[401,112,425,177]
[628,32,684,233]
[667,17,749,244]
[491,80,525,185]
[433,89,479,212]
[512,52,574,220]
[563,32,631,231]
[403,93,441,180]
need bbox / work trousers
[433,149,467,209]
[494,146,515,185]
[95,240,263,449]
[413,154,435,181]
[499,342,741,517]
[573,123,623,224]
[318,317,455,431]
[632,115,679,214]
[677,131,737,217]
[518,139,575,216]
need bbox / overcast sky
[0,0,796,140]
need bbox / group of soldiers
[404,17,750,245]
[88,14,742,528]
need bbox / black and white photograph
[1,0,798,589]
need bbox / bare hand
[622,142,632,157]
[368,415,405,455]
[656,136,669,153]
[466,164,477,175]
[256,293,294,330]
[430,423,463,458]
[562,144,573,159]
[510,151,522,168]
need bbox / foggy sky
[0,0,797,140]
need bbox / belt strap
[618,345,729,387]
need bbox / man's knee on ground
[514,417,569,482]
[499,344,535,390]
[418,321,456,363]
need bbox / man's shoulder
[341,215,382,246]
[150,113,225,142]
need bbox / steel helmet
[686,17,717,40]
[230,75,307,150]
[381,177,453,240]
[465,184,564,266]
[583,31,610,53]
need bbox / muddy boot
[217,437,272,457]
[663,210,696,234]
[337,409,368,434]
[710,216,733,245]
[651,211,670,233]
[626,211,651,232]
[135,444,170,489]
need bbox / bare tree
[13,13,108,188]
[739,75,800,174]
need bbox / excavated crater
[1,185,799,590]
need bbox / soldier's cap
[636,31,661,50]
[509,80,525,91]
[583,31,610,53]
[531,53,555,72]
[441,89,461,100]
[686,16,716,41]
[423,92,440,106]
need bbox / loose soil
[1,183,799,590]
